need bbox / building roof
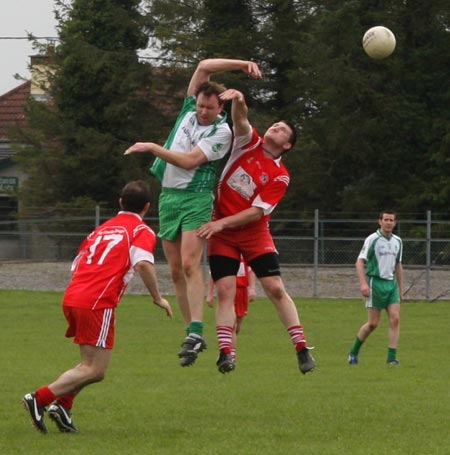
[0,81,30,143]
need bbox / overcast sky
[0,0,58,95]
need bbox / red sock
[287,325,307,352]
[35,386,56,407]
[56,393,76,410]
[216,326,233,354]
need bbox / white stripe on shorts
[97,308,112,348]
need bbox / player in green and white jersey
[348,210,404,365]
[125,59,262,367]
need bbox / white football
[362,26,396,59]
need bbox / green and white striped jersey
[150,97,232,192]
[358,229,403,280]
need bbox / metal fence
[1,207,449,300]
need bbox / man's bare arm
[219,89,251,138]
[187,59,262,97]
[124,142,207,170]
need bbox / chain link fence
[1,207,449,300]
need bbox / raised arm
[187,58,262,97]
[219,89,251,137]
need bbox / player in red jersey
[22,180,172,434]
[197,89,315,375]
[206,256,256,362]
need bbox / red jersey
[63,211,157,310]
[214,127,290,229]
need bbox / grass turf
[0,289,449,454]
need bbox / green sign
[0,176,19,193]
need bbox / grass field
[1,289,449,455]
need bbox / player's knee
[182,262,194,277]
[169,266,184,283]
[181,258,201,278]
[263,281,285,302]
[367,322,378,331]
[390,314,400,327]
[216,281,235,296]
[89,368,106,383]
[79,364,106,384]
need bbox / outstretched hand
[124,142,153,155]
[244,61,263,79]
[197,220,225,240]
[219,89,245,103]
[153,298,173,318]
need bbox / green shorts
[365,276,400,310]
[158,189,214,241]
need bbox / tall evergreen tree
[396,0,450,212]
[145,0,260,96]
[256,0,303,115]
[280,0,450,215]
[14,0,450,216]
[200,0,260,93]
[13,0,166,209]
[145,0,258,62]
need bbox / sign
[0,176,19,193]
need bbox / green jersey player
[125,59,262,367]
[348,210,404,365]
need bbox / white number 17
[86,234,123,265]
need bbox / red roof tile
[0,81,31,141]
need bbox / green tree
[15,0,450,217]
[200,0,261,96]
[397,0,450,212]
[145,0,261,97]
[280,0,450,215]
[145,0,258,61]
[13,0,168,209]
[130,0,450,215]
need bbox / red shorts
[234,286,249,318]
[208,224,277,262]
[63,306,115,349]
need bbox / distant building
[0,81,30,217]
[0,53,54,218]
[0,51,185,221]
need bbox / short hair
[120,180,151,213]
[195,81,227,106]
[279,120,298,150]
[379,209,397,219]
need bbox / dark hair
[379,209,397,219]
[195,81,227,106]
[280,120,298,150]
[120,180,151,213]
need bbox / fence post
[95,205,100,228]
[425,210,431,301]
[20,218,27,259]
[313,209,319,297]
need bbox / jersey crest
[226,166,257,200]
